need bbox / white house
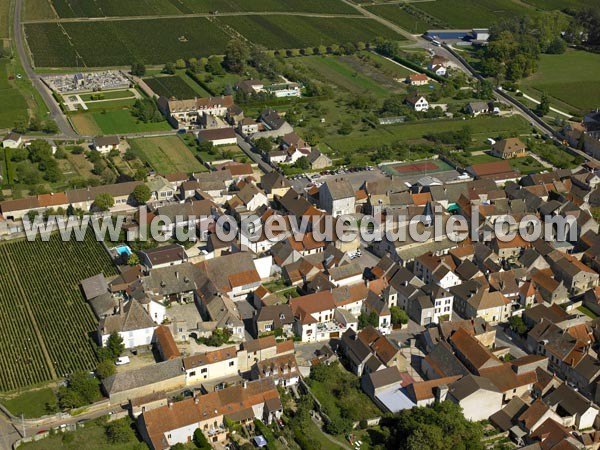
[405,93,429,112]
[319,178,356,217]
[197,128,237,146]
[97,300,157,349]
[93,135,120,153]
[183,346,238,385]
[2,132,22,149]
[289,291,356,342]
[448,375,503,421]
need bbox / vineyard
[25,15,401,67]
[0,233,117,391]
[49,0,359,17]
[143,75,198,99]
[217,15,401,50]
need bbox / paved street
[493,324,528,358]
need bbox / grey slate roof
[80,274,109,300]
[98,299,156,334]
[102,358,184,394]
[448,374,501,400]
[323,178,354,200]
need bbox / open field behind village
[47,0,359,17]
[0,233,117,391]
[25,15,402,67]
[520,49,600,116]
[128,135,207,174]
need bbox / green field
[414,0,532,29]
[0,233,118,391]
[26,15,402,67]
[128,135,207,174]
[326,115,531,153]
[520,49,600,115]
[300,55,391,97]
[92,109,171,134]
[23,0,57,20]
[25,19,230,67]
[365,4,432,34]
[143,75,199,99]
[218,16,402,50]
[19,417,143,450]
[49,0,358,17]
[521,0,600,10]
[0,60,30,128]
[1,388,56,418]
[79,90,135,101]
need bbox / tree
[58,371,101,409]
[358,311,379,329]
[94,193,114,211]
[105,419,135,444]
[131,62,146,77]
[390,306,409,325]
[509,315,527,336]
[536,93,551,117]
[546,37,566,54]
[197,140,214,154]
[162,62,175,74]
[132,184,151,204]
[43,120,59,134]
[131,98,163,123]
[95,359,116,380]
[223,39,249,74]
[293,156,310,170]
[127,253,140,266]
[193,429,211,450]
[175,59,186,69]
[170,444,186,450]
[106,332,125,360]
[253,137,273,154]
[29,116,42,131]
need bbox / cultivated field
[326,115,531,153]
[143,75,199,99]
[23,0,57,20]
[521,0,600,10]
[0,233,117,391]
[0,61,29,128]
[128,135,207,174]
[414,0,531,29]
[218,15,401,50]
[26,15,402,67]
[73,109,171,134]
[364,4,431,34]
[520,49,600,116]
[48,0,359,17]
[25,19,230,67]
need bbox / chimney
[434,385,448,402]
[194,396,199,405]
[243,380,248,389]
[168,400,173,409]
[175,271,180,279]
[118,298,124,315]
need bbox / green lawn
[308,363,381,423]
[128,135,207,174]
[0,60,29,128]
[18,417,144,450]
[79,90,134,101]
[520,49,600,116]
[326,115,531,153]
[301,55,390,97]
[83,98,137,112]
[1,388,56,418]
[90,110,171,134]
[508,155,546,175]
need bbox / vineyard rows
[0,233,117,391]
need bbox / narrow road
[341,0,417,41]
[519,92,573,119]
[236,134,274,173]
[13,0,77,137]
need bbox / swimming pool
[115,245,132,257]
